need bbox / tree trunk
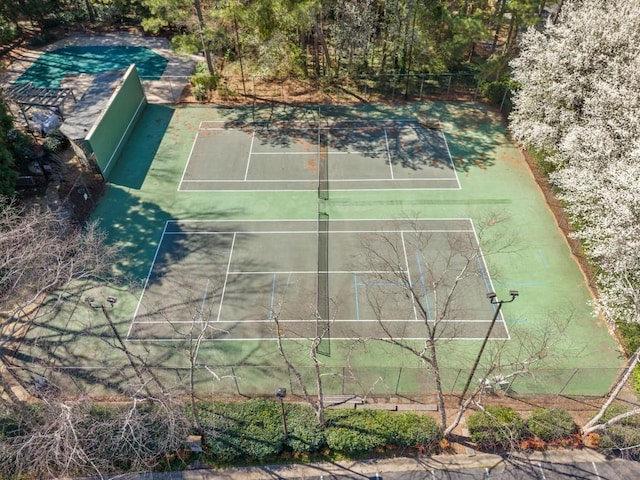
[314,13,332,75]
[583,346,640,433]
[491,0,508,53]
[84,0,96,23]
[426,339,447,429]
[193,0,216,75]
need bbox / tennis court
[128,218,505,343]
[24,99,620,398]
[179,119,459,191]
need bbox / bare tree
[273,314,328,427]
[0,200,116,407]
[357,216,571,438]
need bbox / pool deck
[1,31,198,105]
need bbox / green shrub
[616,321,640,355]
[191,73,219,91]
[467,406,525,451]
[192,83,207,102]
[325,409,389,455]
[200,399,286,463]
[385,412,441,448]
[526,408,576,442]
[284,404,324,453]
[479,80,511,105]
[43,128,68,154]
[194,61,209,75]
[170,34,202,55]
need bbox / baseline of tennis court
[178,120,460,191]
[127,218,507,342]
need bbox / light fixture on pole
[458,290,519,404]
[275,387,288,439]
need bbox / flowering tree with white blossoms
[509,0,640,326]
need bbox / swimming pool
[18,45,169,88]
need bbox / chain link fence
[12,364,620,401]
[141,72,480,105]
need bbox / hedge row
[467,406,577,451]
[198,399,442,463]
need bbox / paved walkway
[106,450,632,479]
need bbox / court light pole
[458,290,519,404]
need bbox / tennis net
[316,211,330,354]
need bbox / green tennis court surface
[179,120,459,191]
[128,218,505,341]
[32,101,621,396]
[18,45,168,88]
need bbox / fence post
[395,367,403,394]
[557,368,579,396]
[419,77,424,100]
[451,368,462,394]
[232,366,241,396]
[446,74,452,96]
[500,85,509,112]
[342,366,346,395]
[391,74,397,102]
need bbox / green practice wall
[86,64,147,180]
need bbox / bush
[192,83,207,102]
[384,412,441,449]
[526,408,576,442]
[284,404,324,453]
[191,73,219,91]
[200,399,286,463]
[479,80,517,106]
[43,128,68,154]
[325,409,390,455]
[467,406,525,451]
[324,409,441,455]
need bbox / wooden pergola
[3,82,77,127]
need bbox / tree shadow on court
[108,104,175,190]
[436,102,515,173]
[224,102,518,175]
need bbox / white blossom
[510,0,640,324]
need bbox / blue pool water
[18,45,169,88]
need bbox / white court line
[441,130,462,189]
[177,130,200,191]
[216,233,236,322]
[196,278,210,325]
[248,151,318,155]
[591,461,600,479]
[166,217,474,223]
[180,177,457,183]
[384,127,394,180]
[326,150,389,155]
[163,229,474,235]
[179,186,462,192]
[133,318,506,324]
[227,269,409,275]
[243,131,255,181]
[400,231,419,321]
[127,336,498,342]
[127,221,170,340]
[469,220,510,340]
